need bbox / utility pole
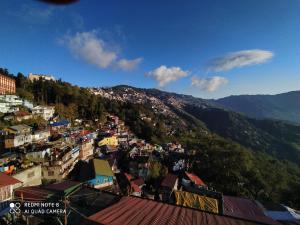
[64,197,68,225]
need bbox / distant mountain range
[90,86,300,164]
[215,91,300,124]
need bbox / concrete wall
[12,165,42,187]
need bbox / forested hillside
[2,69,300,209]
[215,92,300,124]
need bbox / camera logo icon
[9,202,21,214]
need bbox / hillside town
[0,72,299,225]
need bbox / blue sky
[1,0,300,99]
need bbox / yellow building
[98,136,118,147]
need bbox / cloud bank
[61,31,142,70]
[191,76,228,92]
[206,49,274,72]
[146,65,188,87]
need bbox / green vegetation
[2,68,300,209]
[215,92,300,124]
[183,106,300,165]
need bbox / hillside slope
[215,91,300,124]
[92,86,300,164]
[5,71,300,208]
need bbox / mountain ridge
[89,85,300,165]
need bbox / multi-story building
[0,95,22,113]
[0,74,16,95]
[26,147,51,163]
[4,111,33,122]
[4,124,33,149]
[42,147,78,182]
[32,105,55,121]
[28,73,56,82]
[79,139,94,160]
[32,129,51,142]
[0,95,33,113]
[0,173,22,217]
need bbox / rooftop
[185,172,206,186]
[0,172,22,187]
[161,173,178,189]
[44,181,81,196]
[223,196,280,225]
[14,186,55,201]
[93,159,114,177]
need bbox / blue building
[88,159,114,189]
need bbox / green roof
[93,159,114,177]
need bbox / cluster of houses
[0,73,299,224]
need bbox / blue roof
[50,120,70,127]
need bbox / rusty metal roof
[85,196,278,225]
[0,172,21,187]
[14,186,55,201]
[161,173,178,189]
[223,195,281,225]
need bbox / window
[48,171,54,176]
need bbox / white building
[28,73,56,82]
[26,148,51,163]
[0,95,34,113]
[32,130,51,142]
[32,105,55,121]
[0,95,22,113]
[4,125,33,148]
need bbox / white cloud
[61,30,142,71]
[191,76,228,92]
[117,58,143,71]
[206,49,274,72]
[146,65,188,87]
[62,31,117,68]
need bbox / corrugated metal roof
[85,196,276,225]
[44,181,81,195]
[224,196,281,225]
[93,159,114,177]
[0,172,21,187]
[14,186,54,201]
[50,120,69,127]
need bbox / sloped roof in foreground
[0,172,21,187]
[223,195,281,225]
[84,196,280,225]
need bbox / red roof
[161,174,178,189]
[185,172,206,186]
[124,173,134,181]
[131,178,144,187]
[44,181,81,192]
[0,172,21,187]
[14,111,31,117]
[86,196,274,225]
[131,183,142,193]
[223,196,281,225]
[14,186,55,201]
